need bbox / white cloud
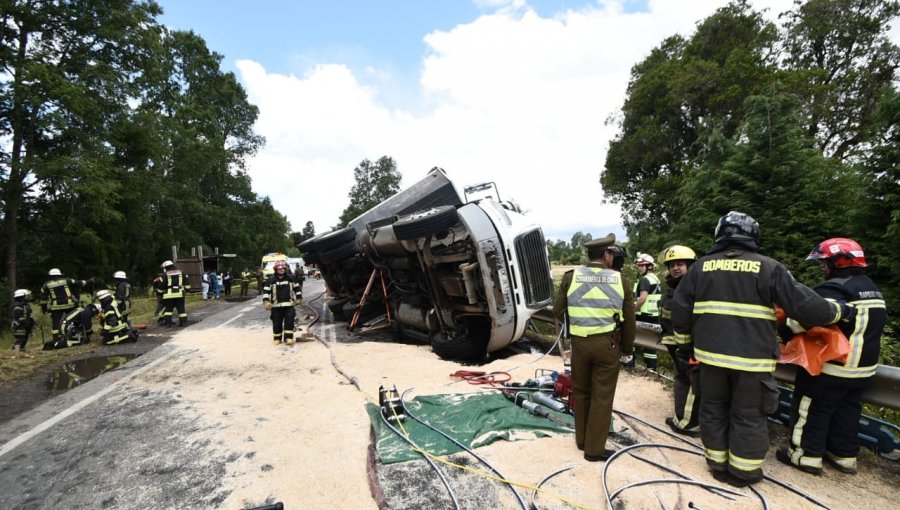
[236,0,851,243]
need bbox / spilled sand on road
[134,325,898,509]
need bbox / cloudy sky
[157,0,864,243]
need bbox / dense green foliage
[337,156,402,228]
[603,0,900,364]
[0,1,290,313]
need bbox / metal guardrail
[529,309,900,411]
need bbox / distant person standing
[240,269,251,297]
[209,271,220,300]
[11,289,35,356]
[223,271,233,296]
[633,253,662,369]
[553,233,635,462]
[113,271,132,324]
[671,211,853,488]
[156,260,190,326]
[201,271,210,299]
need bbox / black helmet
[714,211,760,244]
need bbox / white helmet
[114,271,127,279]
[634,253,655,266]
[161,260,174,269]
[13,289,30,299]
[48,268,62,276]
[95,289,113,301]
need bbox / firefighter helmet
[13,289,29,299]
[161,260,174,269]
[634,253,655,266]
[273,260,288,271]
[806,238,868,268]
[95,289,113,302]
[714,211,760,244]
[48,268,62,276]
[608,244,627,258]
[662,245,697,265]
[114,271,127,279]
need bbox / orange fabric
[779,325,851,375]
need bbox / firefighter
[552,233,635,462]
[633,253,662,369]
[95,290,132,344]
[776,238,886,476]
[11,289,35,356]
[156,260,190,326]
[610,244,627,271]
[113,271,132,324]
[658,245,700,437]
[671,211,854,487]
[240,269,251,297]
[40,268,90,349]
[263,260,302,346]
[60,303,99,346]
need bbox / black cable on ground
[399,389,529,510]
[626,452,736,501]
[378,406,461,510]
[531,465,575,510]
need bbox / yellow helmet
[662,245,696,264]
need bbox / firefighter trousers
[162,297,187,324]
[786,370,868,471]
[700,365,779,482]
[270,306,296,343]
[666,345,700,430]
[571,333,621,457]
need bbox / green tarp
[366,391,574,464]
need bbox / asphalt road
[0,288,289,510]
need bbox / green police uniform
[240,270,251,297]
[553,234,635,460]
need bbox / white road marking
[240,305,255,312]
[219,312,245,328]
[0,347,181,458]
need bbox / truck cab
[298,168,553,361]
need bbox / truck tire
[299,226,357,253]
[320,242,359,263]
[430,334,488,362]
[327,297,350,321]
[392,206,458,241]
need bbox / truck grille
[514,229,553,308]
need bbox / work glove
[619,353,634,365]
[674,345,694,374]
[295,298,303,306]
[263,301,271,311]
[839,303,857,324]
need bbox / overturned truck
[299,168,553,360]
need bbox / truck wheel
[430,334,488,362]
[327,297,350,321]
[393,206,458,241]
[320,242,359,263]
[299,226,357,253]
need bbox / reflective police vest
[634,272,661,316]
[162,270,188,299]
[566,266,625,337]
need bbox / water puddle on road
[46,355,137,391]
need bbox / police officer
[240,269,251,297]
[40,268,89,349]
[553,233,635,462]
[659,245,700,437]
[776,238,886,476]
[95,290,131,344]
[633,253,662,369]
[609,244,627,271]
[671,211,853,487]
[156,260,190,326]
[113,271,132,324]
[263,260,302,345]
[11,289,35,356]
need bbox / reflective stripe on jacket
[42,278,82,311]
[263,275,301,307]
[671,247,843,373]
[635,273,661,316]
[566,266,625,337]
[162,270,189,299]
[815,276,885,379]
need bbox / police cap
[585,233,616,258]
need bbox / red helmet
[273,260,288,271]
[806,238,868,268]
